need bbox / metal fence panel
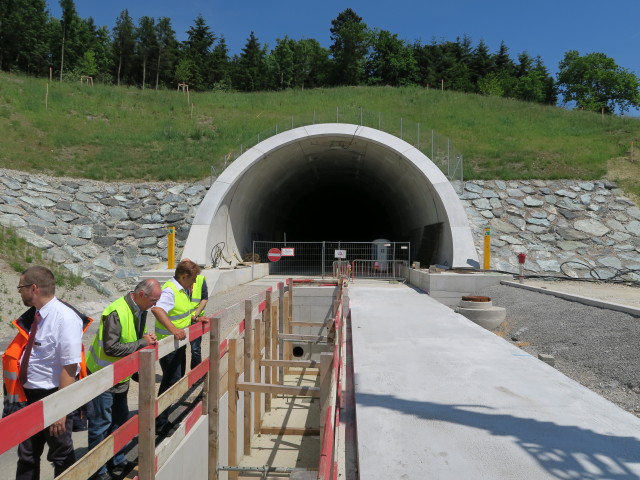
[252,241,410,279]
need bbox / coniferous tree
[0,0,49,74]
[154,17,178,89]
[63,17,110,81]
[136,16,157,89]
[329,8,369,86]
[490,41,517,97]
[434,37,473,92]
[210,35,231,89]
[469,39,492,91]
[233,31,268,91]
[112,9,135,86]
[411,40,439,88]
[182,15,215,90]
[58,0,79,80]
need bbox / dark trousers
[87,389,129,475]
[190,336,202,370]
[17,388,75,480]
[157,346,186,429]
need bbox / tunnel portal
[183,124,478,269]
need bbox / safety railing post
[208,318,220,480]
[227,339,238,480]
[278,285,285,384]
[138,349,156,480]
[264,290,272,412]
[243,301,253,455]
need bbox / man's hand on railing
[171,327,186,340]
[195,316,211,326]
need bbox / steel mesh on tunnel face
[252,241,410,279]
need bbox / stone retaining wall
[1,169,639,294]
[0,169,208,295]
[453,179,640,280]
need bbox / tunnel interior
[224,133,449,267]
[272,173,404,242]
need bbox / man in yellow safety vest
[151,259,210,433]
[85,279,160,480]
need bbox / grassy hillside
[1,72,639,196]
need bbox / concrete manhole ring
[461,295,492,302]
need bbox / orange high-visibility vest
[2,305,93,405]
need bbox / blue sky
[49,0,639,109]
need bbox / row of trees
[1,3,639,113]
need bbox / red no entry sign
[267,248,282,262]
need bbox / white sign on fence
[334,249,347,259]
[281,248,295,256]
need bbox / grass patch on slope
[0,227,82,289]
[0,72,638,182]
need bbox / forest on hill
[2,4,639,114]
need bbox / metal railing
[252,240,411,280]
[211,108,464,183]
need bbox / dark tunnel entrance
[183,124,479,270]
[270,175,404,242]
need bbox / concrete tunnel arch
[183,123,479,269]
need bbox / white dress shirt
[20,297,83,389]
[155,277,188,314]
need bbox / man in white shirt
[15,266,83,480]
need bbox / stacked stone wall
[1,169,639,294]
[453,179,640,280]
[0,169,208,295]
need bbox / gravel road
[474,282,640,418]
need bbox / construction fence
[252,241,411,280]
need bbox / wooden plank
[287,369,320,376]
[243,300,253,455]
[287,277,293,324]
[278,286,285,384]
[284,296,291,364]
[236,382,320,397]
[253,313,262,435]
[319,352,333,447]
[138,349,156,480]
[228,339,237,480]
[286,280,293,376]
[279,333,328,342]
[264,291,272,412]
[290,321,326,327]
[156,373,189,415]
[259,427,320,436]
[57,434,115,480]
[261,359,319,368]
[208,318,221,480]
[271,304,278,395]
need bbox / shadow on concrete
[356,392,640,479]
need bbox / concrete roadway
[349,282,640,479]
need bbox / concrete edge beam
[501,280,640,317]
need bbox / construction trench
[1,124,640,479]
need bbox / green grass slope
[1,72,638,196]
